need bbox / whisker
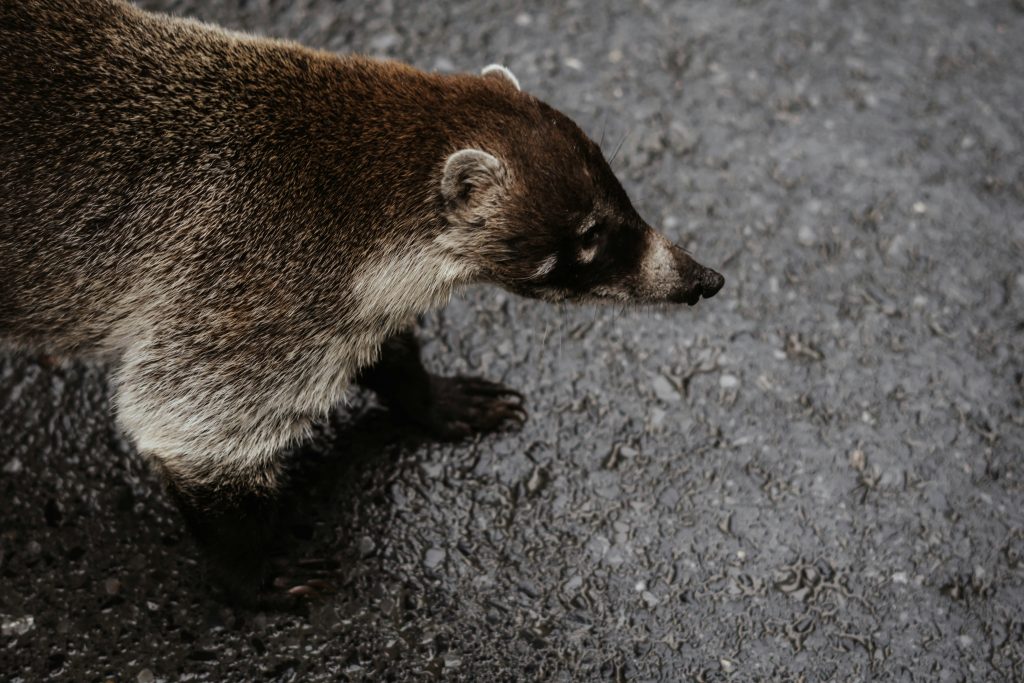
[608,127,631,166]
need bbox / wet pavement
[2,0,1024,680]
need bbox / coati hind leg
[356,326,527,439]
[111,320,523,604]
[162,471,283,604]
[112,343,324,606]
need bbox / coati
[0,0,724,601]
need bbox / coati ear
[481,64,521,91]
[441,148,507,208]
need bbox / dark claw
[293,579,335,594]
[265,557,339,604]
[462,379,524,401]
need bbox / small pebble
[1,615,34,637]
[424,548,446,570]
[433,57,455,72]
[137,669,155,683]
[651,376,680,402]
[369,32,399,52]
[797,225,816,245]
[719,374,740,389]
[849,449,866,470]
[526,466,549,494]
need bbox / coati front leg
[356,327,526,439]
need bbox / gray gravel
[3,0,1024,680]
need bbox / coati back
[0,0,723,602]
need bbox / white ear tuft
[481,64,521,91]
[442,148,506,205]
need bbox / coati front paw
[425,376,526,439]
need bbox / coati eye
[579,222,605,249]
[577,222,606,264]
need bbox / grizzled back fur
[0,1,502,486]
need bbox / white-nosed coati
[0,0,724,603]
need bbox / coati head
[439,65,724,307]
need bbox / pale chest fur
[277,241,474,419]
[116,241,474,486]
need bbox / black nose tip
[701,269,725,298]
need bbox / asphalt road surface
[2,0,1023,680]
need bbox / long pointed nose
[636,229,725,305]
[699,267,725,299]
[667,242,724,305]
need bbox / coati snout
[439,66,724,307]
[0,0,724,605]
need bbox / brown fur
[3,1,518,487]
[1,0,722,513]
